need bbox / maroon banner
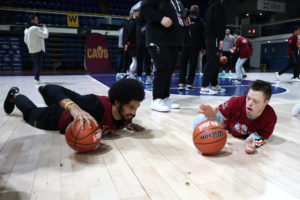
[84,33,112,73]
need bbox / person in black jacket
[200,0,226,95]
[141,0,185,112]
[123,10,140,79]
[178,5,206,91]
[136,15,152,85]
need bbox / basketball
[193,120,227,155]
[220,56,228,64]
[65,120,102,152]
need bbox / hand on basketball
[161,16,172,28]
[68,103,98,129]
[126,123,145,132]
[245,137,256,154]
[198,104,218,118]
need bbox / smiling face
[246,89,269,117]
[118,100,140,121]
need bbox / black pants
[30,51,44,80]
[119,49,130,73]
[202,38,219,87]
[221,51,233,71]
[279,53,299,78]
[137,44,151,76]
[179,45,200,85]
[148,46,179,99]
[15,95,64,130]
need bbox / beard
[118,105,135,121]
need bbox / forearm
[207,110,226,127]
[245,132,265,148]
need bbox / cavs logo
[233,122,248,135]
[87,46,109,59]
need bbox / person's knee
[193,114,207,129]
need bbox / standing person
[24,15,49,84]
[275,26,300,82]
[200,0,226,95]
[3,79,145,135]
[141,0,185,112]
[178,5,206,91]
[123,10,140,79]
[219,28,235,78]
[231,30,253,84]
[116,27,125,80]
[136,14,152,85]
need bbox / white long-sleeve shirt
[24,26,49,53]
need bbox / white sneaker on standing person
[24,15,48,84]
[292,104,300,116]
[231,29,253,84]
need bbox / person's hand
[184,17,194,26]
[43,24,47,28]
[201,49,206,55]
[245,137,256,154]
[219,40,224,50]
[68,103,98,129]
[124,44,128,51]
[198,104,218,118]
[161,16,172,28]
[126,123,145,132]
[230,47,236,53]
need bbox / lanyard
[170,0,181,13]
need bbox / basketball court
[1,72,300,200]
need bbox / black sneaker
[38,86,53,106]
[243,74,247,79]
[4,87,19,114]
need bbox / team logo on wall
[84,33,112,73]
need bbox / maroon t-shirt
[235,36,253,58]
[287,34,298,55]
[218,96,277,140]
[58,96,132,134]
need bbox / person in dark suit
[141,0,185,112]
[178,5,206,91]
[200,0,226,95]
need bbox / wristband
[64,101,74,110]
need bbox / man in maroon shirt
[193,80,277,154]
[275,26,300,81]
[231,30,253,84]
[4,79,145,136]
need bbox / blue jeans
[30,51,44,80]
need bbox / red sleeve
[235,38,240,49]
[256,107,277,140]
[218,97,241,119]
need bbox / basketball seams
[76,127,100,141]
[73,124,82,150]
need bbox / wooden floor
[0,73,300,200]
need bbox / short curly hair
[249,80,272,101]
[108,79,145,105]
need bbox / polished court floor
[0,72,300,200]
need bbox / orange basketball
[220,56,228,64]
[65,120,102,152]
[193,120,227,155]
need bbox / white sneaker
[292,77,300,82]
[178,83,184,90]
[212,86,226,93]
[292,104,300,116]
[275,72,280,81]
[116,73,124,80]
[232,79,242,84]
[145,76,152,85]
[163,97,180,109]
[151,99,170,112]
[137,76,144,84]
[200,87,217,95]
[128,73,136,79]
[35,79,42,85]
